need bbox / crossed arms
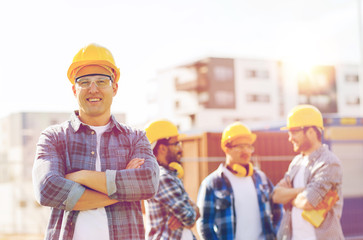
[66,158,145,210]
[273,160,342,211]
[272,176,314,210]
[33,129,159,212]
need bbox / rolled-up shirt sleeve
[304,155,342,208]
[32,127,86,211]
[107,131,159,201]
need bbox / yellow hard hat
[281,104,324,130]
[221,122,256,152]
[144,120,179,145]
[67,43,120,84]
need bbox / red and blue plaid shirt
[32,111,159,240]
[145,166,197,240]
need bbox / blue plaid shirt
[32,111,159,240]
[196,164,282,240]
[145,166,197,240]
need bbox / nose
[88,81,99,93]
[288,133,293,142]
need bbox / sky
[0,0,361,125]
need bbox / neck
[302,141,322,156]
[78,112,111,126]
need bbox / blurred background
[1,0,363,239]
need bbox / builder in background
[196,122,282,240]
[144,120,200,240]
[272,104,344,240]
[32,43,159,240]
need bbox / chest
[58,131,133,172]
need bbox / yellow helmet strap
[228,163,254,177]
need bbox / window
[345,74,359,83]
[245,69,269,79]
[346,96,360,105]
[246,94,270,103]
[214,66,233,82]
[175,100,180,109]
[214,90,235,106]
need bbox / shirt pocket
[107,147,130,170]
[214,189,231,210]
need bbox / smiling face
[72,69,118,126]
[165,136,183,164]
[288,128,312,155]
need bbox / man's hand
[168,215,183,230]
[126,158,145,169]
[293,192,314,210]
[272,176,304,205]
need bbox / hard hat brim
[67,60,120,84]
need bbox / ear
[306,127,315,137]
[72,85,77,97]
[159,144,168,155]
[224,146,232,155]
[155,144,167,158]
[307,127,319,140]
[113,83,118,97]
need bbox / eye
[97,79,109,87]
[78,80,90,86]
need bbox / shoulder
[112,121,149,145]
[319,145,341,165]
[115,121,145,136]
[253,168,268,182]
[309,145,342,171]
[201,168,229,191]
[254,168,267,179]
[41,120,71,137]
[159,167,179,183]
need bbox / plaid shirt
[277,144,344,240]
[196,164,283,240]
[145,166,197,240]
[32,111,159,240]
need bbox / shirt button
[91,131,95,135]
[91,151,95,155]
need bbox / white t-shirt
[223,166,264,240]
[73,124,110,240]
[181,228,194,240]
[291,155,316,240]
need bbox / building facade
[147,57,361,131]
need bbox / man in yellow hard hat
[144,120,200,240]
[196,122,282,240]
[32,43,159,240]
[272,104,344,239]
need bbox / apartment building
[147,57,362,131]
[147,57,283,131]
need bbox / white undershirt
[223,166,264,240]
[181,228,193,240]
[73,123,110,240]
[291,155,316,240]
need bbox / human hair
[153,138,169,156]
[303,126,322,142]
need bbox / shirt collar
[70,110,125,133]
[160,165,178,176]
[308,144,327,163]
